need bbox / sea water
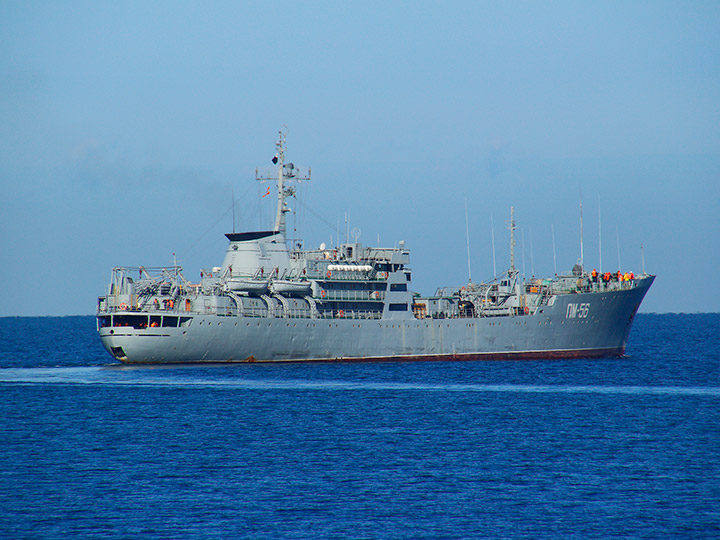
[0,314,718,539]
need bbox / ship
[97,129,654,364]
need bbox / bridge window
[389,303,408,311]
[162,316,179,327]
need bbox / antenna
[551,224,557,275]
[491,214,497,279]
[257,180,262,229]
[579,186,584,273]
[465,198,472,282]
[508,207,516,274]
[345,211,349,244]
[641,243,646,274]
[232,186,235,233]
[521,228,526,278]
[598,195,602,273]
[530,227,535,277]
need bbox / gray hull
[97,132,654,365]
[98,277,653,364]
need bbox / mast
[274,128,287,234]
[256,127,310,239]
[509,206,516,275]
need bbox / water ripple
[1,366,719,396]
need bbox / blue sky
[1,1,718,316]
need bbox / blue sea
[1,314,718,539]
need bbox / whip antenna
[465,198,472,282]
[491,214,497,279]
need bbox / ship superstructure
[97,130,654,364]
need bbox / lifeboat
[226,278,269,293]
[270,279,312,296]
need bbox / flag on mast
[262,187,271,197]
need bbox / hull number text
[566,303,590,318]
